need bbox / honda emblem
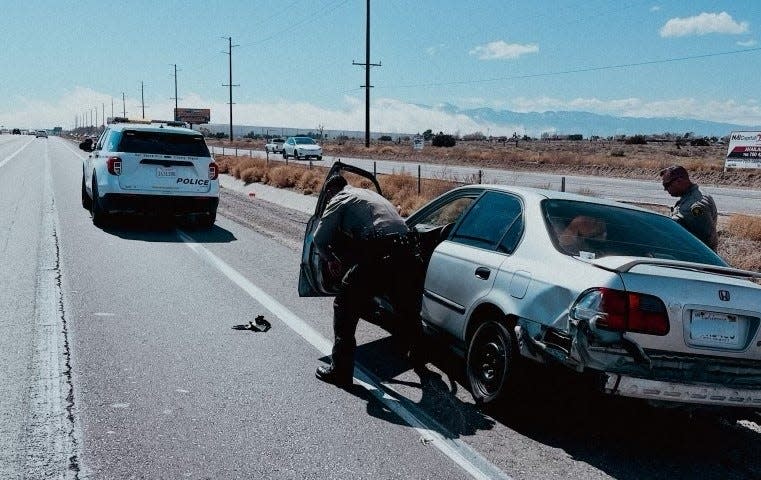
[718,290,730,301]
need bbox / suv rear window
[116,130,210,156]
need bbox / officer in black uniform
[660,165,718,251]
[313,175,424,387]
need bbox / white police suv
[80,118,219,228]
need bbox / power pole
[141,81,146,119]
[171,64,180,119]
[102,103,105,126]
[222,36,239,141]
[353,0,381,148]
[111,98,114,118]
[122,92,126,117]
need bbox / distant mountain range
[204,105,760,140]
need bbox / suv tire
[81,177,92,209]
[90,176,109,228]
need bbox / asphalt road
[2,134,760,479]
[209,145,761,215]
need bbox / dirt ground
[212,138,761,189]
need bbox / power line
[376,46,761,90]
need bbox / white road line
[0,139,33,169]
[178,230,511,480]
[26,143,80,479]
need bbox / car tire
[81,176,92,209]
[90,175,109,228]
[197,209,216,230]
[316,155,323,161]
[466,320,517,406]
[294,150,301,160]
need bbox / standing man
[659,165,718,251]
[312,175,424,387]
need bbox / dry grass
[220,153,760,271]
[727,214,761,242]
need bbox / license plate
[689,310,742,348]
[156,167,176,177]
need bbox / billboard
[174,108,210,124]
[725,131,761,169]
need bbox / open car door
[298,161,382,297]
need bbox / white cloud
[3,88,761,137]
[737,39,758,47]
[650,6,661,12]
[426,44,445,56]
[509,95,761,125]
[469,40,539,60]
[660,12,749,37]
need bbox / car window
[295,137,316,145]
[543,199,727,265]
[117,130,210,156]
[414,196,476,228]
[450,191,523,250]
[94,130,108,150]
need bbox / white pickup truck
[264,137,285,154]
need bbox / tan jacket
[313,186,408,262]
[672,184,718,250]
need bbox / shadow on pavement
[333,332,761,480]
[97,215,236,243]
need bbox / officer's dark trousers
[330,250,423,375]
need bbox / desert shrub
[378,135,393,141]
[727,214,761,242]
[230,158,264,178]
[297,169,323,194]
[624,135,648,145]
[610,150,625,157]
[690,138,710,147]
[265,165,300,188]
[240,164,267,184]
[432,134,456,147]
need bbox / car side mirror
[79,141,93,152]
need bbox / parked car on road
[300,163,761,411]
[35,130,48,138]
[79,117,219,229]
[282,136,322,161]
[264,137,285,154]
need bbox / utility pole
[102,103,105,126]
[111,98,114,118]
[353,0,381,148]
[122,92,126,117]
[222,36,239,141]
[171,64,180,119]
[141,81,146,119]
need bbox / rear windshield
[295,137,316,145]
[542,199,727,266]
[116,130,210,156]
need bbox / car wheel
[90,175,109,228]
[197,208,216,230]
[81,176,92,209]
[466,320,517,405]
[316,155,323,161]
[294,149,301,160]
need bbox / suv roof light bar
[107,117,188,127]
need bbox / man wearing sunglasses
[659,165,718,251]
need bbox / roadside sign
[174,108,210,124]
[412,135,424,150]
[725,131,761,169]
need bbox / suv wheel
[90,176,109,227]
[81,176,92,209]
[466,320,517,405]
[198,209,216,230]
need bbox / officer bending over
[313,175,424,387]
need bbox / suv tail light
[570,288,669,336]
[208,162,219,180]
[107,156,122,175]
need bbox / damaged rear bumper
[604,373,761,408]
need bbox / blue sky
[1,0,759,135]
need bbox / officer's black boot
[315,364,353,387]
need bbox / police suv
[80,118,219,228]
